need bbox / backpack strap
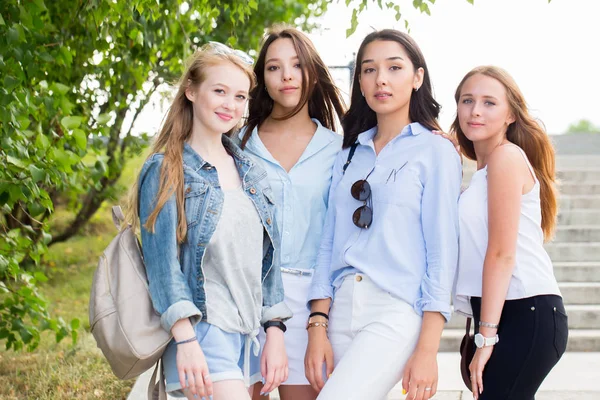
[112,206,126,231]
[342,142,359,175]
[147,360,167,400]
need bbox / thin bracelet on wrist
[175,336,197,345]
[306,321,328,330]
[479,320,499,329]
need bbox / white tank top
[454,145,561,317]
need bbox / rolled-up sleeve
[416,139,462,322]
[139,158,202,332]
[307,149,345,306]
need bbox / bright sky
[307,0,600,134]
[133,0,600,136]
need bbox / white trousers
[317,273,422,400]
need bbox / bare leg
[278,385,318,400]
[213,380,252,400]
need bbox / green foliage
[0,0,328,352]
[346,0,438,36]
[566,119,600,134]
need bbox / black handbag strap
[342,142,359,175]
[465,317,472,335]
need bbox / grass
[0,151,149,400]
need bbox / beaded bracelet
[175,336,197,345]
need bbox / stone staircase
[441,155,600,352]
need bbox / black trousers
[470,295,568,400]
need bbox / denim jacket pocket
[184,181,208,228]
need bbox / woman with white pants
[305,30,461,400]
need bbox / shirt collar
[241,118,336,165]
[183,134,253,171]
[356,122,428,146]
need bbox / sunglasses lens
[352,205,373,229]
[351,180,371,201]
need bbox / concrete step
[560,282,600,304]
[559,182,600,195]
[440,328,600,352]
[554,262,600,282]
[554,226,600,242]
[558,210,600,225]
[448,305,600,330]
[557,168,600,182]
[560,195,600,210]
[545,242,600,262]
[556,155,600,168]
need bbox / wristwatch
[263,320,287,333]
[474,333,499,348]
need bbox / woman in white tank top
[452,66,567,400]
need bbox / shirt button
[185,186,191,194]
[284,231,289,236]
[285,206,291,211]
[266,217,272,225]
[206,166,212,170]
[356,275,362,282]
[249,188,256,194]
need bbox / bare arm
[480,146,529,335]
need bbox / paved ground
[128,352,600,399]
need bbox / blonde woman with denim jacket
[129,43,292,400]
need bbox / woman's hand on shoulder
[432,130,461,157]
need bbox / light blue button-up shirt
[308,123,461,321]
[239,119,342,270]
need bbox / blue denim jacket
[138,135,291,333]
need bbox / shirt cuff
[306,284,334,311]
[415,299,452,323]
[160,300,203,332]
[261,301,293,325]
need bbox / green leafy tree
[1,0,493,352]
[566,119,600,134]
[0,0,329,352]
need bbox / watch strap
[263,320,287,333]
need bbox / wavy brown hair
[342,29,441,148]
[451,66,558,240]
[240,25,346,148]
[126,45,255,243]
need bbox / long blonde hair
[127,45,256,243]
[451,66,558,241]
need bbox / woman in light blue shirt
[305,30,462,400]
[237,26,345,400]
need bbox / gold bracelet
[306,321,328,330]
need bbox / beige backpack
[89,206,171,398]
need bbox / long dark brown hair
[240,25,346,148]
[342,29,441,148]
[127,46,255,243]
[451,66,558,240]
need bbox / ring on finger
[424,387,432,391]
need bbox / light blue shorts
[162,322,261,396]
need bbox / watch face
[474,333,484,348]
